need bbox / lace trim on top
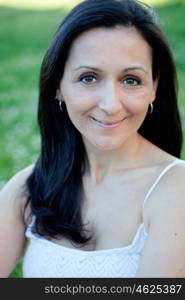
[25,220,147,255]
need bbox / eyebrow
[73,65,148,73]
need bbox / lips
[90,116,125,128]
[91,117,124,125]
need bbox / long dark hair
[25,0,183,245]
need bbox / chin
[93,138,124,151]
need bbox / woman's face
[57,26,158,151]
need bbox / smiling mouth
[90,116,125,128]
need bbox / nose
[98,80,123,115]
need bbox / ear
[153,77,159,93]
[152,72,160,102]
[56,88,63,101]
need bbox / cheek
[63,94,95,132]
[62,86,97,114]
[123,90,152,114]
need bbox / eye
[123,77,141,86]
[79,74,97,85]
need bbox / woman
[1,0,185,278]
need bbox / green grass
[0,0,185,277]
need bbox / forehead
[65,26,152,69]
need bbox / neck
[83,133,143,186]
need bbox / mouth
[90,116,125,128]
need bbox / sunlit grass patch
[1,0,185,277]
[145,0,181,6]
[0,0,81,10]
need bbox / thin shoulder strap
[142,159,184,209]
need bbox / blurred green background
[0,0,185,277]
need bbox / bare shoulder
[146,158,185,221]
[157,157,185,210]
[152,157,185,199]
[136,158,185,277]
[0,164,35,277]
[0,164,35,218]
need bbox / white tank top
[22,159,185,278]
